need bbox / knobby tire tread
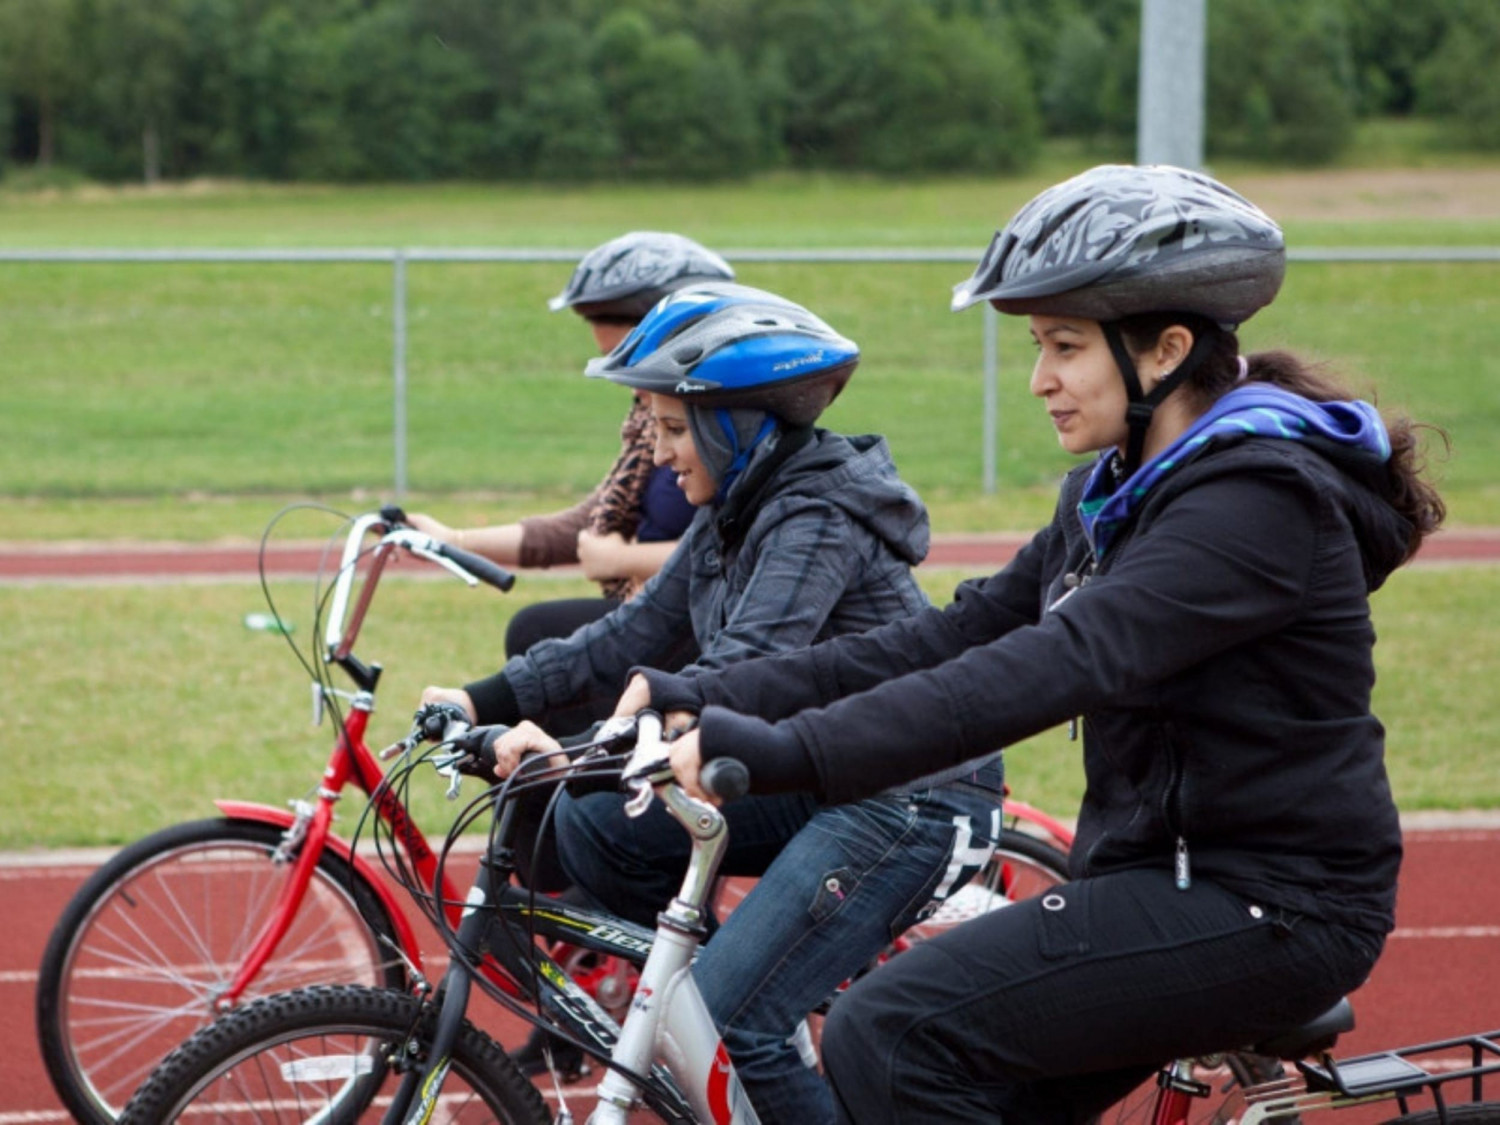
[117,984,549,1124]
[35,817,408,1125]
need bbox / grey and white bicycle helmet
[549,231,735,321]
[953,164,1286,473]
[585,282,858,427]
[951,163,1285,329]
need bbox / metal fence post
[393,251,408,499]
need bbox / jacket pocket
[1035,880,1092,961]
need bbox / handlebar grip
[437,541,517,592]
[469,726,505,776]
[379,504,409,527]
[416,700,472,741]
[699,758,750,803]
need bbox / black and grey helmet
[585,282,858,426]
[951,164,1285,330]
[549,231,735,321]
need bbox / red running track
[2,821,1497,1122]
[2,526,1498,582]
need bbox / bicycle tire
[118,984,549,1124]
[903,832,1071,941]
[1103,1050,1290,1125]
[1379,1106,1500,1125]
[36,817,410,1125]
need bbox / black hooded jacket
[648,434,1413,934]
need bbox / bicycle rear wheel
[118,985,549,1124]
[36,817,409,1125]
[903,832,1071,940]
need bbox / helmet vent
[673,345,704,363]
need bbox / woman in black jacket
[625,164,1447,1123]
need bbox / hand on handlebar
[490,720,568,780]
[419,686,477,725]
[668,728,710,803]
[405,512,457,543]
[615,674,698,736]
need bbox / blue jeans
[555,782,1006,1125]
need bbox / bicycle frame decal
[517,904,657,960]
[368,784,434,865]
[414,1055,453,1122]
[707,1041,735,1125]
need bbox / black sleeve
[718,471,1321,805]
[697,707,822,797]
[642,521,1059,722]
[465,671,523,726]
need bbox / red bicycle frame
[211,513,523,1009]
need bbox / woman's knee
[504,604,551,658]
[820,975,891,1094]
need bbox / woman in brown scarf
[411,232,734,665]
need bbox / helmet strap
[1102,320,1213,477]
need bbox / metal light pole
[1137,0,1206,169]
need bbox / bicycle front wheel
[118,985,549,1124]
[36,817,410,1125]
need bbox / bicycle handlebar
[321,509,517,658]
[430,539,517,593]
[699,757,750,803]
[380,505,516,592]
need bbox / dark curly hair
[1118,311,1447,562]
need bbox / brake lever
[382,528,479,585]
[381,700,474,761]
[620,712,672,818]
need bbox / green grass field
[2,559,1493,852]
[1,164,1497,846]
[2,167,1497,532]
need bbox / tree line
[1,0,1496,185]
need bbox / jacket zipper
[1160,724,1190,890]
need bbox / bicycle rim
[37,819,407,1124]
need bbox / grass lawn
[2,164,1498,534]
[0,161,1495,847]
[0,560,1492,852]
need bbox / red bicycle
[35,506,516,1124]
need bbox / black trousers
[821,867,1385,1125]
[503,596,618,889]
[505,596,620,664]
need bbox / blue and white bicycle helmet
[549,231,735,321]
[585,282,859,427]
[953,164,1286,473]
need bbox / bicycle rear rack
[1239,1030,1500,1124]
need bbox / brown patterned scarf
[587,397,659,600]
